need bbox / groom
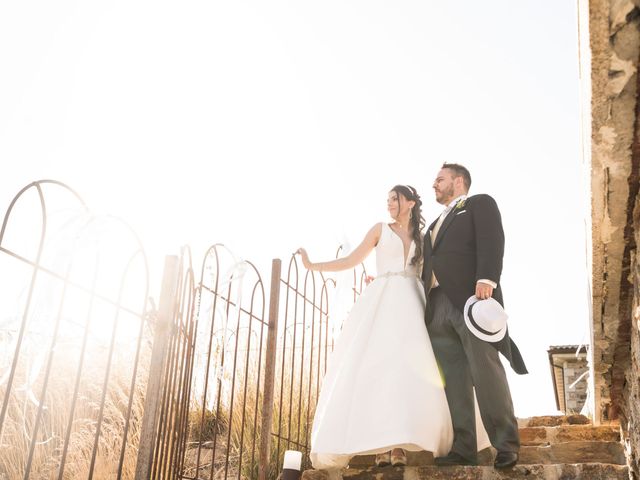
[422,163,527,469]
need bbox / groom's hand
[475,282,494,300]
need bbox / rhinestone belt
[378,271,418,279]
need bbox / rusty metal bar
[296,271,314,452]
[237,280,264,480]
[158,283,182,480]
[305,279,319,465]
[207,278,234,480]
[160,266,189,479]
[268,434,306,449]
[88,288,125,478]
[23,261,72,479]
[158,281,183,479]
[194,247,221,477]
[159,249,194,479]
[171,268,195,474]
[199,284,269,326]
[276,256,298,464]
[0,246,147,319]
[135,255,180,480]
[192,285,212,477]
[163,284,191,478]
[258,259,281,480]
[318,279,334,389]
[223,274,244,480]
[0,183,47,441]
[316,283,325,416]
[151,317,173,480]
[175,267,198,479]
[117,294,149,479]
[89,248,148,479]
[57,258,101,480]
[250,299,267,477]
[285,267,300,455]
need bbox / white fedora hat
[463,295,508,343]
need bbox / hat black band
[468,301,501,337]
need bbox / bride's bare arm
[296,223,383,272]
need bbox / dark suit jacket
[422,194,527,375]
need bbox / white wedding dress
[309,223,490,470]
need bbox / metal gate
[139,249,366,480]
[0,181,366,480]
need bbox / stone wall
[587,0,638,424]
[625,193,640,474]
[563,358,589,414]
[584,0,640,476]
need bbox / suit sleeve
[471,195,504,285]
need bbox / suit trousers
[426,288,520,460]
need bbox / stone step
[518,414,592,427]
[303,464,629,480]
[348,441,625,467]
[520,425,620,446]
[348,451,434,468]
[519,440,626,465]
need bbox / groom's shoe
[494,451,518,470]
[434,451,477,466]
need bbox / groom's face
[433,168,456,205]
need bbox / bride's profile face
[387,190,410,220]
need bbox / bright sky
[0,1,585,417]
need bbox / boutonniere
[454,198,467,210]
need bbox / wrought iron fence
[135,249,198,480]
[137,245,273,480]
[270,254,367,472]
[0,181,368,480]
[0,180,151,480]
[140,249,367,480]
[187,245,268,480]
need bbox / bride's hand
[295,248,312,270]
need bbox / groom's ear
[453,176,469,195]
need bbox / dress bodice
[375,223,419,277]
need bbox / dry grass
[183,355,268,480]
[0,310,333,480]
[182,323,327,480]
[0,322,151,480]
[0,256,345,480]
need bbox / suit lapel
[424,228,433,256]
[427,217,438,244]
[433,207,458,249]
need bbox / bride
[296,185,489,470]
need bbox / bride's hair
[391,184,425,266]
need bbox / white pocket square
[456,210,467,215]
